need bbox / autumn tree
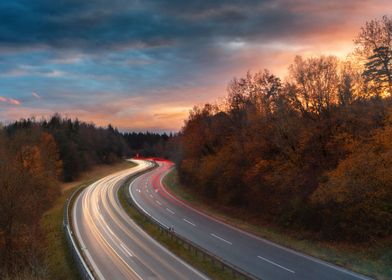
[0,128,61,275]
[177,34,392,241]
[311,113,392,240]
[7,115,131,181]
[288,55,340,117]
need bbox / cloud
[32,91,41,99]
[0,0,388,52]
[1,0,392,130]
[0,96,21,105]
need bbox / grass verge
[118,175,239,280]
[41,160,136,280]
[163,169,392,280]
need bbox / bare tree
[288,55,339,116]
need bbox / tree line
[176,15,392,242]
[6,115,173,181]
[0,115,171,277]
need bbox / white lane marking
[128,165,212,280]
[156,200,162,206]
[211,233,232,245]
[105,223,115,236]
[257,256,295,274]
[149,194,153,198]
[158,171,372,280]
[120,243,134,257]
[183,218,196,227]
[166,208,175,214]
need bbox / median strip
[118,163,258,280]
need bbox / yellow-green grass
[118,177,239,280]
[41,160,136,280]
[163,169,392,280]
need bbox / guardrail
[63,160,157,280]
[122,161,260,280]
[63,186,95,280]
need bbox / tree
[355,15,392,96]
[337,60,365,106]
[288,55,339,116]
[0,128,61,273]
[311,121,392,240]
[177,47,392,242]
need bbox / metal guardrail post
[123,162,260,280]
[64,160,261,280]
[63,187,95,280]
[63,161,158,280]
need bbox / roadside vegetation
[164,169,392,279]
[173,15,392,279]
[0,129,61,279]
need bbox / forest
[0,115,170,277]
[177,15,392,242]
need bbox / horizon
[0,1,391,132]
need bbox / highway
[72,160,208,280]
[129,160,373,280]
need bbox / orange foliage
[178,47,392,241]
[0,128,62,272]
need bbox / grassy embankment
[41,160,136,280]
[163,169,392,280]
[118,174,238,280]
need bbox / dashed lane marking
[257,256,295,274]
[166,208,175,214]
[211,233,232,245]
[183,218,196,227]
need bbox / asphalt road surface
[72,160,208,280]
[129,159,372,280]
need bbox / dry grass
[61,161,136,192]
[163,169,392,280]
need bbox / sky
[0,0,391,132]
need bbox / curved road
[72,160,208,280]
[130,160,372,280]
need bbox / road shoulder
[162,168,392,280]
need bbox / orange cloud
[0,96,21,105]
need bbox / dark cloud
[0,0,365,50]
[1,0,391,131]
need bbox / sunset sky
[0,0,391,132]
